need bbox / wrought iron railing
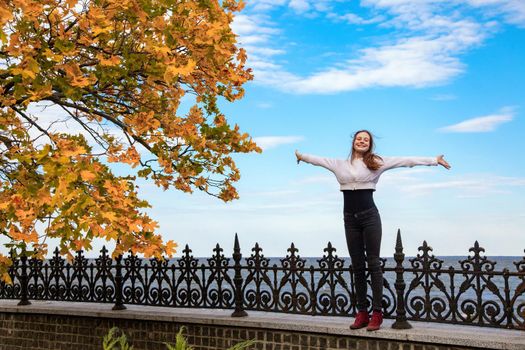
[1,231,524,330]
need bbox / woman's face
[353,131,371,154]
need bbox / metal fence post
[18,253,31,306]
[231,233,247,317]
[392,229,411,329]
[112,254,126,310]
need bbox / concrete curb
[0,300,523,349]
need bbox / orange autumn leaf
[80,170,96,181]
[0,0,259,276]
[96,54,121,66]
[0,6,13,24]
[164,240,178,256]
[164,59,197,82]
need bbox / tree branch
[44,96,155,154]
[10,106,55,144]
[58,105,108,150]
[0,135,13,149]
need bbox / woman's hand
[436,155,451,169]
[295,150,301,164]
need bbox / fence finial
[231,233,247,317]
[392,229,411,329]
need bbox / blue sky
[155,0,525,259]
[4,0,524,259]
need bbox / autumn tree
[0,0,259,281]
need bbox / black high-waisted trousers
[343,206,383,312]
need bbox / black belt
[345,206,378,218]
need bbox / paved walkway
[1,300,524,349]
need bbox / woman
[295,130,450,331]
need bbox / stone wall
[0,311,480,350]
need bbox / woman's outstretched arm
[295,150,339,172]
[380,155,451,172]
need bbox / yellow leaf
[61,63,95,88]
[10,67,36,79]
[43,49,63,62]
[102,211,117,221]
[80,170,96,181]
[164,59,196,82]
[92,25,112,36]
[70,75,93,88]
[96,53,121,66]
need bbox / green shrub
[164,326,192,350]
[103,327,133,350]
[103,326,258,350]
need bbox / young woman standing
[295,130,450,331]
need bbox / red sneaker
[366,310,383,331]
[350,311,369,329]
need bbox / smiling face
[353,131,371,155]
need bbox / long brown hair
[350,130,382,171]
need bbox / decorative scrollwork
[0,237,523,331]
[70,250,90,301]
[242,242,274,310]
[315,242,352,315]
[146,257,172,306]
[459,241,496,272]
[122,252,145,304]
[405,241,452,322]
[47,248,67,300]
[27,257,44,299]
[205,244,234,308]
[277,243,312,313]
[455,241,506,326]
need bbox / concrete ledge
[0,300,523,350]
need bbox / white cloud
[439,107,515,133]
[402,180,497,194]
[331,12,385,25]
[262,20,484,93]
[466,0,525,27]
[250,0,288,12]
[246,47,285,56]
[247,1,492,94]
[232,15,279,36]
[253,136,304,150]
[380,170,525,197]
[237,0,525,94]
[231,14,288,84]
[232,14,280,48]
[313,1,332,12]
[289,0,310,13]
[248,0,333,14]
[279,33,473,93]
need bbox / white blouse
[298,153,438,191]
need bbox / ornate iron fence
[1,231,524,330]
